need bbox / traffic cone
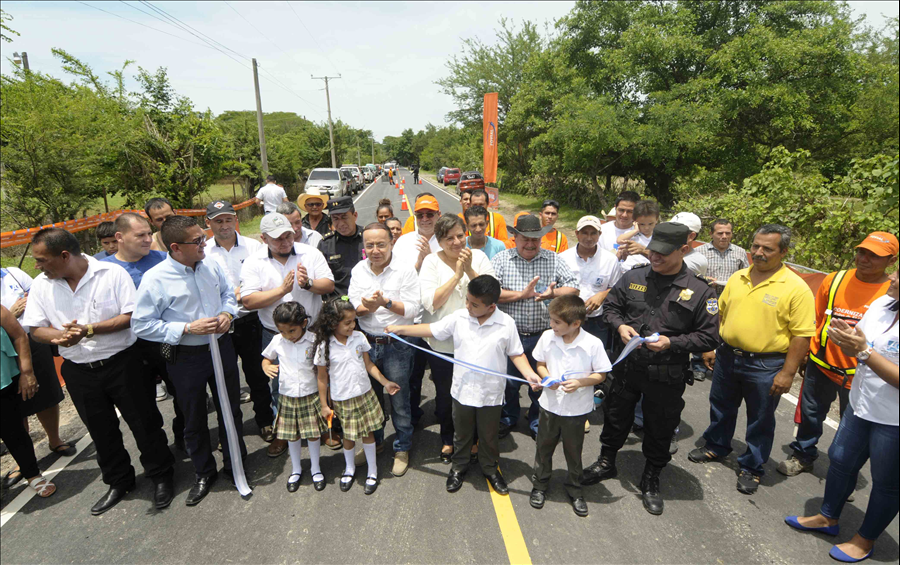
[419,179,422,184]
[395,183,399,189]
[401,196,408,211]
[399,186,404,196]
[401,178,405,184]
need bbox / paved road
[2,170,898,564]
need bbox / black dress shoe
[364,477,379,495]
[446,470,466,493]
[154,478,174,510]
[312,473,326,491]
[440,449,452,464]
[498,424,512,439]
[571,496,589,517]
[339,473,354,492]
[582,459,617,486]
[529,489,546,509]
[91,483,135,515]
[486,472,509,495]
[287,473,301,493]
[185,473,217,506]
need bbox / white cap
[576,215,603,231]
[259,213,294,238]
[670,212,702,234]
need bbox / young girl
[314,297,400,495]
[262,302,328,493]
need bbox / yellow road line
[487,476,532,565]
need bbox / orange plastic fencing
[0,198,258,249]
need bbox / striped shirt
[697,243,749,286]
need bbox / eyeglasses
[305,202,323,208]
[364,242,390,251]
[415,212,437,220]
[174,237,206,246]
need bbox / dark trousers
[532,407,587,498]
[600,366,686,468]
[582,316,612,352]
[1,379,40,479]
[62,349,174,488]
[136,338,184,442]
[167,336,246,478]
[452,399,502,475]
[790,360,850,462]
[409,337,430,425]
[231,314,274,430]
[430,352,455,447]
[501,333,542,434]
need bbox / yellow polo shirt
[719,265,816,353]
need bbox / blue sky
[2,1,897,141]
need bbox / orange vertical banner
[483,92,499,184]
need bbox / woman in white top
[785,271,898,563]
[418,214,495,461]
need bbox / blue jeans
[702,345,785,476]
[501,333,542,436]
[820,404,899,540]
[261,326,279,418]
[368,337,415,452]
[789,360,850,462]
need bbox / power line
[138,1,251,63]
[77,2,215,51]
[285,1,341,76]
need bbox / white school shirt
[533,328,612,417]
[849,295,899,426]
[21,256,137,363]
[599,222,630,254]
[313,331,372,401]
[559,246,621,318]
[391,231,440,270]
[205,233,264,318]
[418,249,495,353]
[430,308,524,407]
[621,232,652,271]
[262,331,318,398]
[240,242,334,331]
[1,266,33,314]
[348,256,421,335]
[256,183,287,214]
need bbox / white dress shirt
[533,328,611,416]
[849,295,899,426]
[22,256,137,363]
[256,183,287,214]
[559,246,622,318]
[205,233,264,318]
[419,250,495,353]
[348,256,421,335]
[131,255,239,346]
[301,226,323,249]
[683,249,709,276]
[1,266,32,314]
[262,331,318,398]
[313,331,372,401]
[599,222,630,254]
[391,231,440,271]
[240,242,334,331]
[430,308,524,407]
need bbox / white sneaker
[155,382,169,402]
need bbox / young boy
[385,275,540,496]
[93,221,118,260]
[616,200,659,271]
[530,295,611,517]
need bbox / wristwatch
[301,278,313,290]
[856,346,874,362]
[385,299,394,310]
[86,324,94,338]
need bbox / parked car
[341,164,365,187]
[443,168,461,186]
[363,167,375,182]
[339,167,359,195]
[458,171,485,194]
[304,168,348,198]
[437,167,448,183]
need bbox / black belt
[178,335,228,356]
[364,332,395,345]
[721,342,786,359]
[519,330,548,338]
[71,347,131,370]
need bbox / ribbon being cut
[209,335,252,498]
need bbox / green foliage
[1,9,19,43]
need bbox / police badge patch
[706,298,719,315]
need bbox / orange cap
[414,195,440,212]
[856,231,899,257]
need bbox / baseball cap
[670,212,702,234]
[259,213,294,239]
[326,196,354,215]
[576,215,603,231]
[206,200,235,219]
[646,222,690,255]
[414,195,440,212]
[856,231,899,257]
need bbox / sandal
[27,477,57,498]
[688,447,721,464]
[3,468,24,488]
[50,441,77,457]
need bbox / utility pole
[356,138,361,165]
[252,58,269,176]
[312,74,341,168]
[371,137,375,164]
[12,52,30,71]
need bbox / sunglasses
[415,211,437,220]
[305,202,324,208]
[174,236,206,246]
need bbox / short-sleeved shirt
[348,256,421,334]
[533,329,612,416]
[93,250,113,260]
[240,243,334,331]
[1,267,32,313]
[697,243,749,286]
[559,246,621,318]
[102,250,167,288]
[256,183,287,214]
[262,331,318,398]
[683,249,709,276]
[849,295,899,425]
[466,236,507,260]
[313,331,371,401]
[491,248,579,334]
[599,222,631,254]
[719,265,816,353]
[430,308,524,407]
[205,233,264,318]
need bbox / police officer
[582,222,719,515]
[317,196,365,299]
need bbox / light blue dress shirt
[132,255,239,346]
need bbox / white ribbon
[209,335,252,497]
[612,333,660,366]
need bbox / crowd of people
[1,181,897,563]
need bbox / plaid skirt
[276,392,327,442]
[333,388,384,441]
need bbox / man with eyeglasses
[132,216,246,507]
[317,196,365,300]
[299,189,332,236]
[539,200,569,253]
[393,195,442,272]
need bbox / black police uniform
[317,197,365,299]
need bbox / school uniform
[531,328,611,499]
[430,308,524,475]
[262,332,326,441]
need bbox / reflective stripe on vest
[555,230,562,251]
[809,270,856,378]
[488,212,496,238]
